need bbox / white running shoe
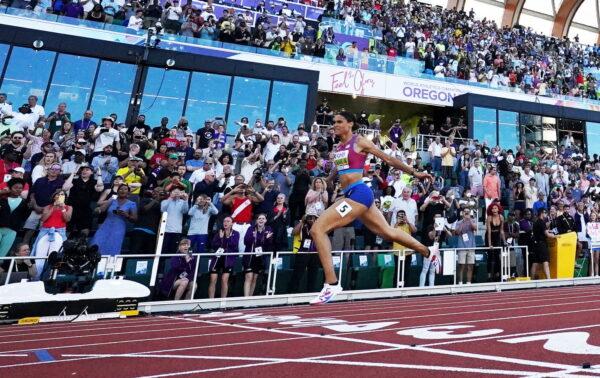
[309,283,343,305]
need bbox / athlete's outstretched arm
[356,136,434,182]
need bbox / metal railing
[2,243,594,300]
[415,133,474,152]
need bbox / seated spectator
[159,239,197,300]
[0,243,36,280]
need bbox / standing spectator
[305,178,328,217]
[428,136,442,176]
[242,213,273,296]
[440,138,456,184]
[468,159,484,197]
[0,179,28,257]
[159,239,197,300]
[587,212,600,276]
[485,203,505,281]
[267,193,289,253]
[289,211,319,293]
[525,178,538,210]
[23,163,65,245]
[92,116,120,154]
[209,216,240,299]
[531,209,555,280]
[91,184,137,256]
[46,102,71,135]
[62,164,104,237]
[222,184,264,252]
[188,194,218,253]
[73,109,96,133]
[483,165,501,211]
[129,187,164,254]
[455,208,477,284]
[288,159,311,224]
[92,144,119,186]
[392,209,417,286]
[160,187,189,253]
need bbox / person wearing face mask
[242,213,273,296]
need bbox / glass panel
[473,107,497,146]
[227,77,270,135]
[90,61,136,123]
[0,44,9,79]
[0,47,56,106]
[45,54,99,121]
[586,122,600,157]
[140,68,189,127]
[498,111,520,151]
[185,72,231,132]
[268,81,308,129]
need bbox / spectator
[209,216,239,298]
[46,102,71,135]
[0,178,28,257]
[531,209,555,279]
[160,187,189,253]
[188,194,218,253]
[91,184,137,256]
[159,239,197,300]
[73,109,97,133]
[0,243,36,279]
[455,208,477,284]
[63,164,104,236]
[129,187,164,254]
[483,165,501,211]
[485,203,505,281]
[242,213,273,296]
[92,144,119,186]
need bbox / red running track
[2,285,600,377]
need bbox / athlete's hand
[413,170,434,182]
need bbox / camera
[45,238,101,293]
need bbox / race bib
[215,248,224,256]
[314,202,323,211]
[462,233,469,242]
[507,237,513,245]
[56,120,62,127]
[333,150,350,171]
[335,201,353,217]
[303,239,312,249]
[254,246,263,256]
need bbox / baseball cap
[9,167,25,174]
[168,153,179,159]
[76,139,87,144]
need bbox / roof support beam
[502,0,526,27]
[552,0,584,38]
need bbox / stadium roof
[423,0,600,45]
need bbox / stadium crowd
[0,93,598,299]
[4,0,600,100]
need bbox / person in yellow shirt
[280,35,295,56]
[392,210,417,286]
[116,157,146,197]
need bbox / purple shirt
[63,3,83,18]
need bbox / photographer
[92,116,120,156]
[420,214,451,287]
[129,187,165,255]
[419,190,450,233]
[32,190,72,278]
[115,157,146,198]
[159,239,197,300]
[160,187,189,254]
[222,183,264,252]
[188,194,218,253]
[289,211,320,293]
[91,144,119,186]
[455,208,477,284]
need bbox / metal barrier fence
[0,245,551,300]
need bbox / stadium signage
[402,85,454,104]
[329,69,376,96]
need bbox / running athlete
[309,111,440,305]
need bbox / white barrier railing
[0,244,590,300]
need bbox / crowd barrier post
[3,258,15,285]
[149,212,168,288]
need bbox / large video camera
[45,239,101,293]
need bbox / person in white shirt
[518,163,535,184]
[263,134,280,162]
[27,95,45,120]
[428,136,442,175]
[525,178,538,210]
[127,9,144,31]
[240,148,262,183]
[11,103,38,132]
[92,116,120,152]
[0,93,13,121]
[391,186,418,227]
[468,159,484,197]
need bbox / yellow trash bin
[547,232,577,279]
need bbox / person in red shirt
[222,183,264,253]
[0,167,29,199]
[160,128,181,149]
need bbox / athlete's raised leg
[310,198,369,284]
[359,204,435,258]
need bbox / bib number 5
[335,201,353,217]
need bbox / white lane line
[61,351,548,377]
[231,285,600,315]
[1,287,591,340]
[0,354,27,357]
[182,317,584,371]
[1,305,599,358]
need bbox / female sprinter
[309,111,439,305]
